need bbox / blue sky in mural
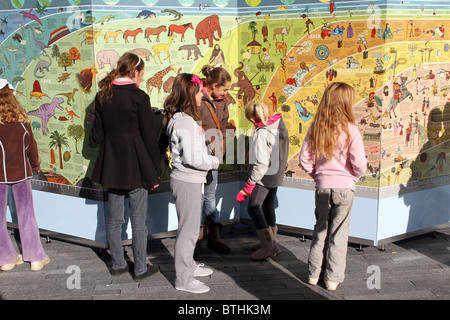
[3,0,447,11]
[1,0,384,10]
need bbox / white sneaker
[194,263,213,277]
[175,279,210,294]
[326,280,339,291]
[308,277,319,286]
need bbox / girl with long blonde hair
[237,101,289,261]
[299,82,367,291]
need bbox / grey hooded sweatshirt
[248,115,289,188]
[167,112,219,183]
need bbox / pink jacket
[299,123,367,189]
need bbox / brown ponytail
[97,52,144,104]
[200,65,231,87]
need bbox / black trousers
[247,184,278,230]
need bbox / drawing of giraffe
[27,97,64,135]
[146,65,176,95]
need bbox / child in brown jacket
[0,79,49,271]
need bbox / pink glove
[236,181,256,203]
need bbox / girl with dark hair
[195,65,232,258]
[92,52,161,280]
[164,73,219,294]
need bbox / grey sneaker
[194,263,213,277]
[175,279,210,294]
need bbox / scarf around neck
[254,113,282,128]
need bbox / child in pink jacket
[299,82,367,291]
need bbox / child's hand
[236,181,255,202]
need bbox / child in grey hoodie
[236,101,289,261]
[163,73,219,294]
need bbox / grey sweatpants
[170,177,202,287]
[308,188,354,283]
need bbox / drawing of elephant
[96,50,120,69]
[230,62,255,106]
[195,14,222,47]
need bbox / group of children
[0,52,367,294]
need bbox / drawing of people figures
[405,124,412,146]
[394,163,403,184]
[398,118,404,135]
[262,22,268,43]
[255,85,262,101]
[393,79,402,100]
[347,23,353,38]
[378,26,383,38]
[268,92,277,113]
[279,57,286,83]
[422,97,427,112]
[405,123,417,147]
[366,92,382,112]
[394,120,399,136]
[383,23,394,39]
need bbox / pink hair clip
[191,74,202,87]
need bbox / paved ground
[0,223,449,302]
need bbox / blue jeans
[201,170,218,226]
[106,188,148,276]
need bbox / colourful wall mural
[1,0,450,198]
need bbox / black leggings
[247,184,278,230]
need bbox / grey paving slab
[0,223,449,302]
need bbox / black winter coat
[91,84,161,190]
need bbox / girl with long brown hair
[164,73,219,294]
[92,52,161,280]
[196,65,232,258]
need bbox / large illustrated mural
[1,0,450,198]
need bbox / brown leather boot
[251,228,276,261]
[250,226,280,256]
[193,227,204,259]
[206,223,231,254]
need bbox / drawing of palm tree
[248,21,258,41]
[49,130,70,170]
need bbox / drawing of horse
[123,28,143,43]
[104,30,123,43]
[168,23,193,42]
[145,25,167,42]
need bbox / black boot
[206,223,231,254]
[193,226,204,259]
